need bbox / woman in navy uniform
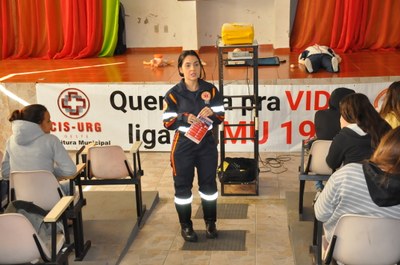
[162,50,225,242]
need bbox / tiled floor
[85,151,309,265]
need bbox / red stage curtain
[0,1,15,59]
[44,0,64,59]
[0,0,107,59]
[291,0,400,52]
[53,0,103,59]
[75,0,103,59]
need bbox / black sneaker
[181,223,198,242]
[205,222,218,239]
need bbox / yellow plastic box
[221,23,254,45]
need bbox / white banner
[36,82,390,152]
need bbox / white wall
[121,0,291,50]
[121,0,199,50]
[197,0,275,47]
[274,0,290,48]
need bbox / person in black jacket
[314,87,355,140]
[162,50,225,242]
[308,87,355,192]
[326,93,391,171]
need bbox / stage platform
[1,46,400,85]
[1,46,400,153]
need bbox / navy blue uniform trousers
[171,131,218,199]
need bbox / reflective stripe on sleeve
[162,112,178,120]
[179,125,213,132]
[178,126,190,133]
[211,105,225,113]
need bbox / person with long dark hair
[311,87,355,192]
[379,81,400,128]
[326,93,391,171]
[162,50,225,242]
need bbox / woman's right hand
[187,114,200,125]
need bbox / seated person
[379,81,400,128]
[298,44,341,73]
[1,104,76,194]
[314,87,355,141]
[315,127,400,244]
[312,87,355,192]
[326,93,391,171]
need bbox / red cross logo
[57,88,90,119]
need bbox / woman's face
[40,111,52,134]
[179,55,201,81]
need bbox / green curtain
[98,0,119,57]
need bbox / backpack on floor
[218,157,258,183]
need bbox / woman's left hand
[198,106,213,117]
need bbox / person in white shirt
[315,127,400,243]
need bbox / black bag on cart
[218,157,257,183]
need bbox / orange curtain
[44,0,64,59]
[291,0,400,52]
[0,0,49,59]
[0,0,105,59]
[75,0,104,59]
[54,0,103,59]
[0,0,15,59]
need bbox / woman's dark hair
[379,81,400,122]
[340,93,391,148]
[9,104,48,124]
[177,50,206,79]
[370,127,400,174]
